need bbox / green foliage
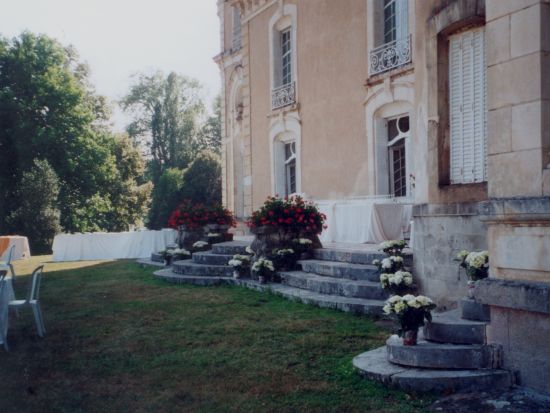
[0,32,149,234]
[147,168,184,230]
[196,95,222,154]
[180,150,222,206]
[6,159,61,253]
[121,71,205,184]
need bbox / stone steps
[313,247,412,266]
[280,271,387,300]
[386,335,500,369]
[424,309,487,345]
[353,347,514,394]
[211,241,249,255]
[192,251,233,266]
[153,268,385,315]
[299,259,380,282]
[461,298,491,322]
[171,260,234,277]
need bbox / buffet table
[52,229,177,262]
[318,199,413,244]
[0,236,31,261]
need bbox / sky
[0,0,221,131]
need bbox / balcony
[369,35,412,76]
[271,82,296,110]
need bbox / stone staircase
[154,241,391,315]
[353,301,515,393]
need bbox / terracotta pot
[403,329,418,346]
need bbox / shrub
[7,159,61,254]
[179,151,221,206]
[147,168,184,229]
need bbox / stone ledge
[413,202,481,218]
[478,197,550,222]
[475,278,550,315]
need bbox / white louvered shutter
[396,0,409,41]
[449,28,487,184]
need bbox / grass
[0,256,431,412]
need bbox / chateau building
[215,0,550,393]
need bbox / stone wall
[412,202,487,309]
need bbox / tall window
[284,142,296,195]
[449,27,487,184]
[232,7,242,51]
[387,115,409,197]
[383,0,408,44]
[281,28,292,86]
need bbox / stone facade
[216,0,550,394]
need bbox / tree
[180,150,222,206]
[195,95,222,154]
[7,159,61,253]
[121,71,205,184]
[147,168,184,230]
[0,32,149,234]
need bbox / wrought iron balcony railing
[271,82,296,110]
[369,35,412,76]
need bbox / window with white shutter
[449,27,487,184]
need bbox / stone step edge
[353,347,514,394]
[153,269,385,315]
[280,270,383,288]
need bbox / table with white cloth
[52,228,177,262]
[0,236,31,261]
[0,275,15,347]
[318,199,413,244]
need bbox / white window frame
[280,28,292,86]
[449,27,487,184]
[269,4,297,93]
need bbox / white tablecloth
[0,276,15,347]
[52,229,177,262]
[318,200,413,244]
[0,236,31,261]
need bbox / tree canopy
[0,32,150,245]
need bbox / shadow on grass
[0,259,432,413]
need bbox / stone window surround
[426,0,489,203]
[366,0,414,81]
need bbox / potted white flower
[380,270,414,294]
[292,238,314,260]
[228,254,252,279]
[383,294,436,346]
[455,250,489,298]
[251,257,275,284]
[192,240,210,253]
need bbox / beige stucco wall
[297,0,369,200]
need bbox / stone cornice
[226,0,277,19]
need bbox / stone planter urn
[177,226,205,250]
[402,329,418,346]
[205,224,233,243]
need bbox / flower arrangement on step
[192,240,210,253]
[207,232,224,244]
[455,250,489,298]
[380,240,407,256]
[167,200,236,249]
[168,200,236,230]
[160,248,191,266]
[292,238,314,259]
[247,195,326,258]
[228,254,252,279]
[272,248,297,271]
[373,240,414,294]
[383,294,436,345]
[251,257,275,284]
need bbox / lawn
[0,257,431,413]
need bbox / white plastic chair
[0,244,16,282]
[9,265,46,337]
[0,272,8,350]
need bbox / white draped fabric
[317,199,413,244]
[52,229,177,262]
[0,277,15,347]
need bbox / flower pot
[233,270,241,279]
[164,257,172,267]
[467,280,476,299]
[402,329,418,346]
[258,275,267,284]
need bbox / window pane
[281,29,292,85]
[286,159,296,195]
[384,0,396,43]
[389,144,406,197]
[387,119,399,141]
